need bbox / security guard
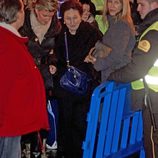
[108,0,158,157]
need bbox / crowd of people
[0,0,158,158]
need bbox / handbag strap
[64,32,70,67]
[143,78,157,131]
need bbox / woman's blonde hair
[33,0,58,12]
[102,0,135,33]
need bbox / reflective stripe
[148,67,158,76]
[131,80,144,90]
[154,59,158,66]
[145,75,158,85]
[131,62,158,92]
[131,80,158,93]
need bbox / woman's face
[64,8,82,35]
[82,4,91,21]
[107,0,122,16]
[35,9,55,25]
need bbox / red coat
[0,26,49,136]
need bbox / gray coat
[94,15,136,81]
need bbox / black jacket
[19,10,61,91]
[54,21,102,97]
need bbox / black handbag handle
[64,32,70,67]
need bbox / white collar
[0,22,21,37]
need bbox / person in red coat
[0,0,49,157]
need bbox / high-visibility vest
[131,21,158,92]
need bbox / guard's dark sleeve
[108,30,158,83]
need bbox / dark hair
[60,0,83,19]
[80,0,96,17]
[0,0,22,24]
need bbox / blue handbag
[60,32,88,95]
[60,66,88,95]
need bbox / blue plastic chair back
[82,81,145,158]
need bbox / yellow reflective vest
[131,21,158,92]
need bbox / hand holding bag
[60,32,88,95]
[91,41,112,58]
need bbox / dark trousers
[57,93,90,158]
[143,107,158,158]
[131,89,158,158]
[143,89,158,158]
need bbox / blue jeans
[0,136,21,158]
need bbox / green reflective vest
[131,21,158,92]
[91,0,108,34]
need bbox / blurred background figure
[91,0,107,33]
[19,0,61,157]
[22,0,37,9]
[79,0,99,29]
[129,0,142,36]
[130,0,142,26]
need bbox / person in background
[80,0,99,29]
[129,0,142,36]
[130,0,142,26]
[91,0,107,33]
[85,0,136,82]
[0,0,49,158]
[19,0,61,157]
[23,0,28,8]
[106,0,158,157]
[22,0,37,9]
[53,1,102,158]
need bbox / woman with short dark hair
[53,1,102,158]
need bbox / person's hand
[49,65,57,74]
[84,47,96,64]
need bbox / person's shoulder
[140,21,158,38]
[112,19,134,35]
[107,19,131,36]
[116,19,131,29]
[80,21,93,29]
[0,26,14,40]
[141,29,158,42]
[136,27,158,55]
[0,28,7,50]
[80,21,102,35]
